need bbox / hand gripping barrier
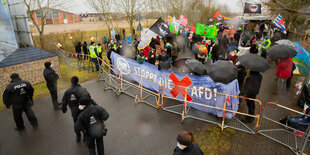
[258,102,310,154]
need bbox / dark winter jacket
[62,84,95,109]
[83,43,88,53]
[3,79,34,108]
[243,72,263,96]
[74,105,109,135]
[43,68,59,84]
[158,54,170,70]
[173,143,204,155]
[75,43,82,53]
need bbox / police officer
[74,97,109,155]
[89,42,99,71]
[62,76,96,142]
[3,73,38,130]
[96,43,103,66]
[261,36,271,58]
[43,61,61,110]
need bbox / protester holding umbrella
[242,71,263,123]
[276,57,293,94]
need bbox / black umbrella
[185,59,207,75]
[239,53,270,72]
[173,58,192,74]
[267,44,297,59]
[207,60,238,84]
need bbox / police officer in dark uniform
[43,61,61,110]
[74,97,109,155]
[3,73,38,130]
[62,76,96,142]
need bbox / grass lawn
[0,61,98,110]
[195,125,236,155]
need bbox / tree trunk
[39,31,44,49]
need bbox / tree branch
[272,0,310,15]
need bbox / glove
[29,99,34,106]
[62,107,67,113]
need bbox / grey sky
[67,0,262,14]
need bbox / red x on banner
[169,72,193,101]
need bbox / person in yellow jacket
[96,43,102,66]
[89,42,99,71]
[261,36,271,58]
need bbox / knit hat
[177,131,193,146]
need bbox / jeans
[277,78,287,94]
[86,136,104,155]
[92,58,99,71]
[13,106,38,128]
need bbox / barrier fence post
[181,88,188,123]
[255,100,262,133]
[156,85,161,109]
[221,95,227,131]
[135,76,143,104]
[301,124,310,153]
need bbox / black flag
[244,2,262,14]
[150,17,171,38]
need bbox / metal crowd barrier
[258,102,310,154]
[96,55,261,134]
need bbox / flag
[195,23,208,36]
[213,12,223,20]
[222,29,237,38]
[224,16,231,21]
[169,18,180,34]
[190,24,196,33]
[167,16,172,25]
[110,28,116,36]
[273,14,287,34]
[179,14,188,27]
[150,17,171,37]
[244,2,262,13]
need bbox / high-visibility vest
[166,43,172,48]
[261,39,271,50]
[96,45,102,54]
[89,45,97,58]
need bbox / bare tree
[116,0,150,33]
[86,0,114,37]
[24,0,68,49]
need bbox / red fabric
[156,35,161,46]
[190,24,196,33]
[179,14,188,27]
[169,72,193,101]
[276,58,293,79]
[143,46,150,57]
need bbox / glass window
[52,10,59,18]
[36,10,42,18]
[63,12,67,18]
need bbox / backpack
[88,108,107,138]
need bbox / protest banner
[222,29,237,38]
[150,17,171,38]
[244,2,262,14]
[111,52,240,118]
[179,14,188,27]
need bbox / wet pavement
[0,61,308,155]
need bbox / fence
[57,49,310,154]
[258,102,310,154]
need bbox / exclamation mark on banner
[214,88,217,101]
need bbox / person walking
[173,131,204,155]
[62,76,96,142]
[3,73,38,130]
[89,42,99,71]
[276,57,293,94]
[261,37,271,58]
[75,42,82,60]
[83,41,89,60]
[43,61,61,110]
[96,43,103,66]
[242,71,263,123]
[74,97,109,155]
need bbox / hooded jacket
[173,143,204,155]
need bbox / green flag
[195,23,208,36]
[169,22,179,34]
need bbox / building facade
[31,8,79,25]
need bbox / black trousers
[92,58,99,71]
[47,82,58,107]
[246,94,256,119]
[86,136,104,155]
[71,107,82,137]
[84,52,89,60]
[12,106,38,128]
[261,49,267,58]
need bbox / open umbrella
[268,44,297,59]
[185,59,207,75]
[207,60,237,84]
[172,58,192,74]
[138,29,157,50]
[239,53,270,72]
[275,39,296,49]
